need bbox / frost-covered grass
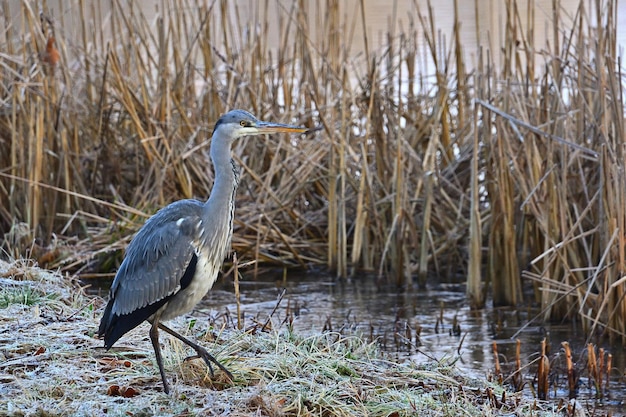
[0,259,562,416]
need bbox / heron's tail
[98,297,169,349]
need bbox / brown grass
[1,0,625,342]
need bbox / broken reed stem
[492,341,502,385]
[606,353,612,393]
[598,347,605,396]
[561,341,576,399]
[586,343,609,399]
[512,339,522,391]
[537,338,549,401]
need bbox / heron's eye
[240,120,247,127]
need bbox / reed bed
[0,0,625,343]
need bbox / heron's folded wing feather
[109,200,204,316]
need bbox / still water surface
[195,271,626,413]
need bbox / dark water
[195,271,626,414]
[90,271,626,413]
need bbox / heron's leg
[149,321,171,394]
[157,323,233,381]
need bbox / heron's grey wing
[109,200,204,316]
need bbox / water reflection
[198,271,626,412]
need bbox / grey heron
[97,109,308,393]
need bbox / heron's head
[212,109,308,142]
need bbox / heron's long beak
[255,121,309,135]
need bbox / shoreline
[0,258,566,416]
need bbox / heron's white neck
[201,138,240,248]
[208,138,238,199]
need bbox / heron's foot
[184,346,233,382]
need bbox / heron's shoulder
[157,199,204,216]
[132,199,204,239]
[143,199,203,223]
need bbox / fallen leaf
[106,384,140,397]
[106,385,120,396]
[98,357,133,371]
[119,386,139,398]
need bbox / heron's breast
[192,251,222,296]
[158,252,221,321]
